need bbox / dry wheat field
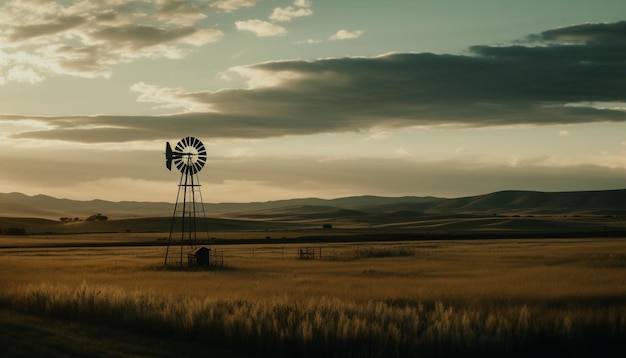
[1,236,625,357]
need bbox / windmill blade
[175,160,185,172]
[175,139,185,152]
[196,156,206,166]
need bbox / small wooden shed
[189,246,211,266]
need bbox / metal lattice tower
[163,137,210,268]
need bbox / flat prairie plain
[1,234,625,357]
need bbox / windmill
[163,136,210,267]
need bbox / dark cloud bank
[7,21,626,143]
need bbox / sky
[1,0,626,203]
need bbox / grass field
[1,235,625,357]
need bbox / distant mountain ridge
[0,189,625,220]
[425,189,626,215]
[0,192,442,219]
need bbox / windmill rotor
[165,136,207,174]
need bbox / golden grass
[1,238,625,357]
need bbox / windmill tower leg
[164,170,210,267]
[164,169,187,267]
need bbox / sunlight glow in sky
[1,0,626,202]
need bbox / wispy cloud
[130,82,215,112]
[329,29,364,41]
[269,1,313,22]
[236,0,311,36]
[0,1,223,82]
[294,38,323,44]
[5,64,44,84]
[8,15,87,41]
[235,19,287,37]
[295,39,324,45]
[210,0,260,12]
[526,21,626,43]
[156,0,208,25]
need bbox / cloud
[156,0,207,25]
[210,0,260,12]
[235,19,287,37]
[526,21,626,44]
[6,64,44,84]
[394,147,409,157]
[294,39,323,44]
[130,82,215,112]
[4,21,626,144]
[8,15,87,41]
[269,6,313,22]
[329,29,364,41]
[0,1,223,83]
[91,25,197,50]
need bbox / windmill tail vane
[165,142,173,171]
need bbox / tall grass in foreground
[2,282,624,357]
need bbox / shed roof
[193,246,211,254]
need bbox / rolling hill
[1,189,626,220]
[0,192,442,220]
[1,190,625,236]
[422,189,626,215]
